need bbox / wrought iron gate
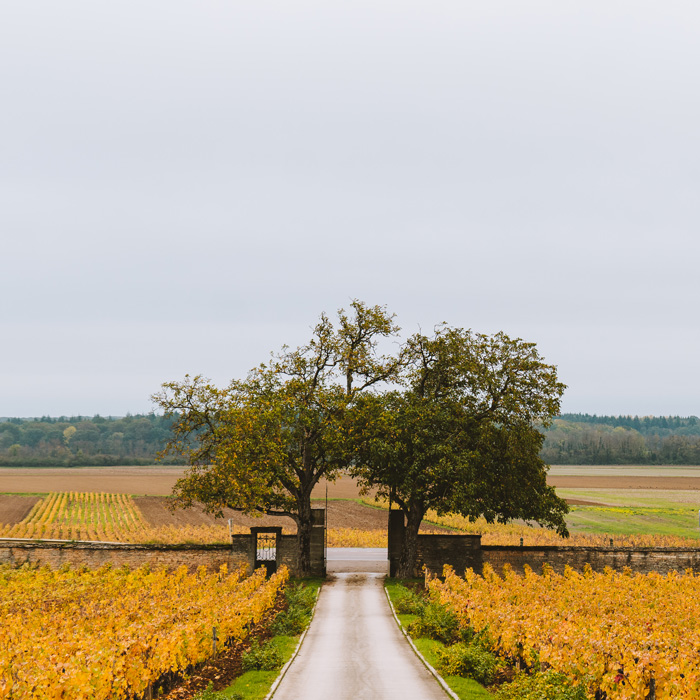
[251,527,280,577]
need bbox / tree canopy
[0,414,180,467]
[152,301,402,575]
[154,304,569,577]
[351,325,569,577]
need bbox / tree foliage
[541,415,700,465]
[3,411,699,467]
[0,414,180,466]
[153,304,571,577]
[352,325,569,577]
[152,301,402,575]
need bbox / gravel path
[272,572,448,700]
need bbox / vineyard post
[212,626,218,655]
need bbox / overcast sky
[1,1,699,417]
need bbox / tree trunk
[296,497,313,577]
[396,507,423,578]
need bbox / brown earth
[0,495,41,525]
[0,467,186,495]
[548,476,700,490]
[4,467,700,496]
[0,469,368,497]
[312,475,377,499]
[135,497,454,533]
[0,491,595,530]
[564,498,611,506]
[134,497,296,530]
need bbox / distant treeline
[542,414,700,465]
[0,414,185,467]
[3,412,700,467]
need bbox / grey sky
[2,1,699,417]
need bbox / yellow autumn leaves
[430,564,700,699]
[0,563,287,700]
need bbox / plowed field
[548,475,700,490]
[0,469,369,497]
[3,467,700,497]
[134,497,453,534]
[0,494,40,525]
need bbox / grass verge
[384,579,493,700]
[204,635,299,700]
[0,492,48,496]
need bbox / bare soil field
[547,476,700,490]
[135,497,454,534]
[0,469,370,497]
[3,467,700,500]
[0,467,186,495]
[134,496,297,529]
[549,466,700,476]
[563,498,612,506]
[0,495,40,525]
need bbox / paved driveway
[326,547,388,574]
[272,572,448,700]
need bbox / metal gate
[251,527,281,577]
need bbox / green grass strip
[384,580,493,700]
[566,504,700,538]
[215,636,299,700]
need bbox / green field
[559,488,700,540]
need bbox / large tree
[351,325,569,578]
[152,301,402,575]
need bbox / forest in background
[0,414,184,466]
[1,413,700,467]
[541,414,700,465]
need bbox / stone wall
[0,508,327,577]
[417,534,482,578]
[481,545,700,576]
[0,538,250,572]
[309,508,326,576]
[416,540,700,578]
[388,509,700,578]
[388,510,482,576]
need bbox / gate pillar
[310,508,326,577]
[388,509,405,577]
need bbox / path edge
[264,585,322,700]
[384,586,460,700]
